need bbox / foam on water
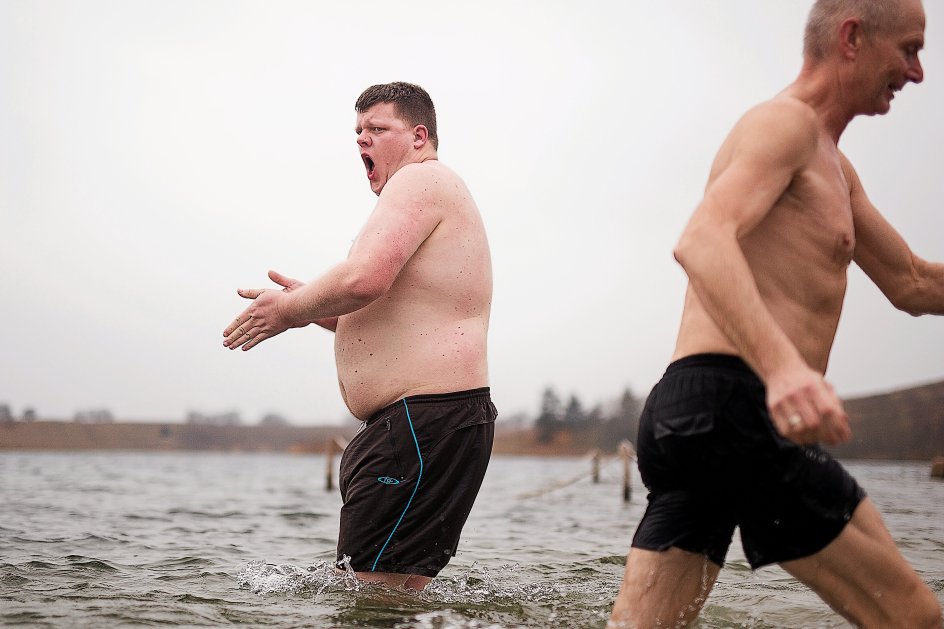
[237,558,559,604]
[424,563,561,604]
[237,556,361,595]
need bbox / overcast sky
[2,1,942,425]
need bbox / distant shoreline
[3,378,942,460]
[0,420,595,457]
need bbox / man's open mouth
[361,154,375,177]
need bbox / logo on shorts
[377,476,400,485]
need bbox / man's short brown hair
[355,82,439,150]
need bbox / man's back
[335,160,492,419]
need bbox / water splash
[237,557,362,596]
[423,563,560,604]
[237,559,559,605]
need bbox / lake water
[1,451,942,628]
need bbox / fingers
[223,313,252,338]
[775,401,822,445]
[224,318,272,351]
[268,269,303,292]
[268,269,292,286]
[241,331,268,351]
[223,315,256,349]
[223,282,288,351]
[769,374,851,446]
[237,287,265,299]
[223,320,269,351]
[811,385,851,445]
[223,287,268,345]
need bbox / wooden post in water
[325,437,349,491]
[325,438,336,491]
[931,456,944,479]
[590,449,601,483]
[619,440,635,503]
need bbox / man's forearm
[282,263,384,327]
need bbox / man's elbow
[673,226,704,272]
[889,288,927,317]
[673,239,689,269]
[344,271,391,306]
[886,259,936,317]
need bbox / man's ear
[839,18,864,60]
[412,125,429,148]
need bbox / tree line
[533,386,643,452]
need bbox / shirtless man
[609,1,943,627]
[223,82,496,591]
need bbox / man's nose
[356,130,370,146]
[907,57,924,84]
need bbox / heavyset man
[224,82,496,590]
[610,1,944,627]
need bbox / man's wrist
[279,290,308,329]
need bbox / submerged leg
[780,498,941,629]
[609,547,720,629]
[354,571,432,591]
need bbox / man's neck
[785,62,858,144]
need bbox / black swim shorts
[336,388,496,577]
[631,354,865,569]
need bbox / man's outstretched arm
[843,153,944,317]
[222,164,443,350]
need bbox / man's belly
[674,291,842,375]
[334,320,488,420]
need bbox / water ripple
[2,452,940,628]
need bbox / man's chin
[864,101,891,117]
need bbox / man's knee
[900,587,942,629]
[867,580,942,629]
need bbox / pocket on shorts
[381,421,407,479]
[644,410,722,489]
[653,412,716,439]
[342,419,410,485]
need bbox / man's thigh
[781,498,941,628]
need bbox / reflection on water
[1,452,941,628]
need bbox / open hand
[223,270,305,351]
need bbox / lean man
[610,1,943,627]
[224,82,496,590]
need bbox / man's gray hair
[804,0,906,59]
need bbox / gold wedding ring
[788,414,802,428]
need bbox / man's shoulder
[383,161,471,207]
[726,96,820,165]
[738,96,819,142]
[393,160,462,186]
